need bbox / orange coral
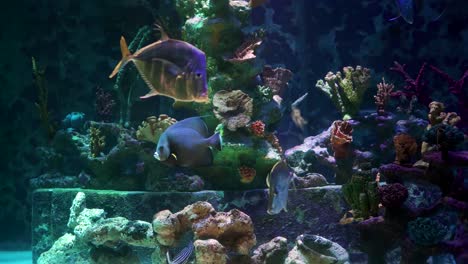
[330,120,353,159]
[393,134,417,165]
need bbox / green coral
[342,172,379,220]
[316,65,371,118]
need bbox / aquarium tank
[1,0,468,263]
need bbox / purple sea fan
[379,183,409,208]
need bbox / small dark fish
[267,160,293,215]
[109,25,208,103]
[154,117,221,167]
[167,242,194,264]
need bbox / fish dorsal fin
[154,23,169,41]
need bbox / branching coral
[213,90,253,131]
[136,115,177,143]
[316,65,371,118]
[32,57,56,140]
[374,78,394,116]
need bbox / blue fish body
[154,117,221,167]
[396,0,414,24]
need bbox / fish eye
[195,73,202,78]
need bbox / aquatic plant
[32,57,56,140]
[112,25,152,127]
[342,173,379,220]
[374,78,394,116]
[88,126,105,158]
[316,65,371,118]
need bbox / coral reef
[62,112,86,131]
[261,65,293,97]
[251,236,288,264]
[213,90,253,131]
[342,170,379,220]
[194,239,227,264]
[88,126,106,158]
[250,120,266,137]
[330,120,353,160]
[224,36,262,63]
[94,86,116,122]
[393,134,417,165]
[239,166,257,184]
[374,78,394,116]
[152,201,256,255]
[316,66,371,118]
[378,183,409,209]
[136,114,177,144]
[422,124,465,161]
[38,192,158,264]
[285,234,350,264]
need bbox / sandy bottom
[0,251,32,264]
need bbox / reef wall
[32,186,353,263]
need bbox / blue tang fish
[154,117,221,167]
[109,25,209,103]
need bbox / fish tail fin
[109,36,132,78]
[207,132,222,151]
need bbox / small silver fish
[154,117,221,167]
[167,242,194,264]
[267,160,293,215]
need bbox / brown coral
[213,90,253,131]
[393,134,417,165]
[374,78,394,116]
[136,114,177,143]
[152,201,256,255]
[89,126,105,158]
[261,65,293,96]
[330,120,353,159]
